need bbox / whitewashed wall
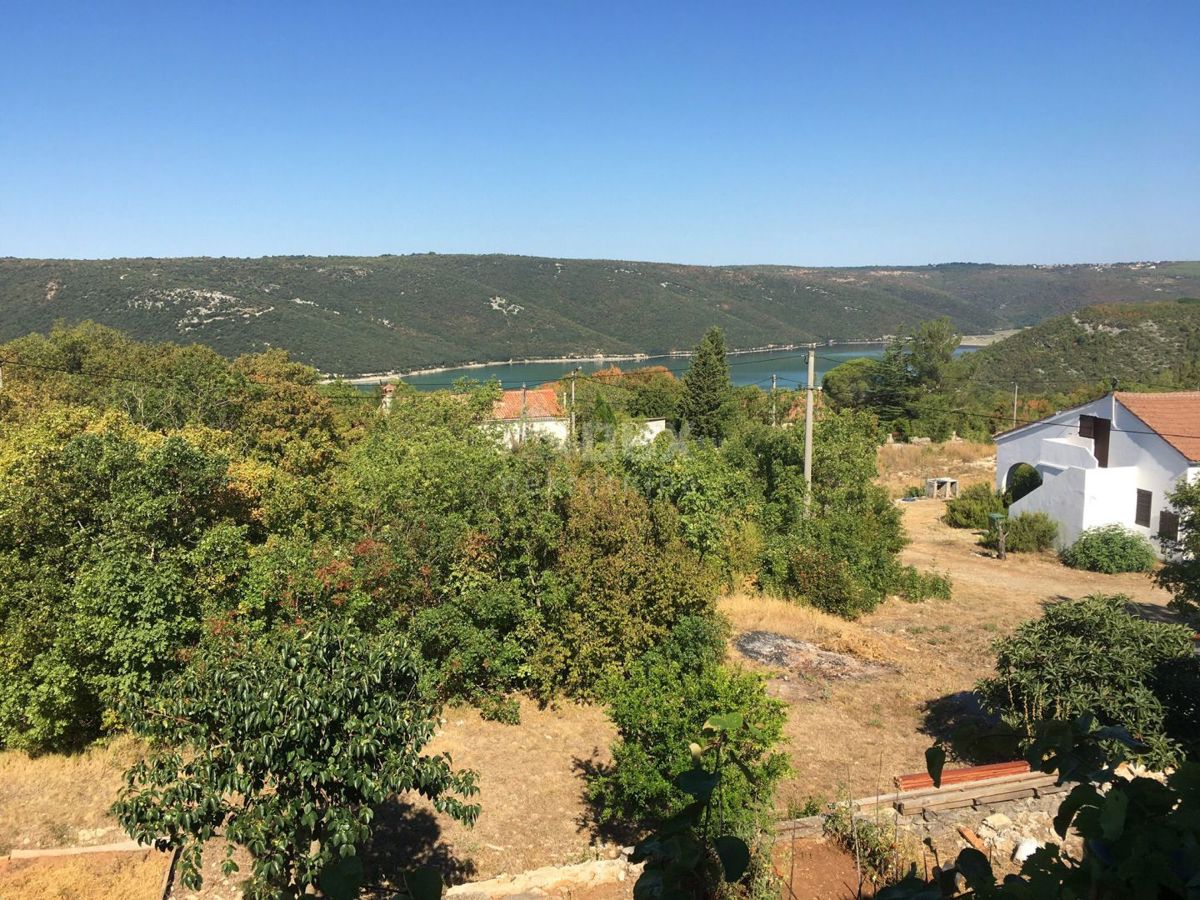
[994,395,1192,551]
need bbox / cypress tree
[681,326,733,442]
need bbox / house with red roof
[489,386,570,448]
[993,391,1200,551]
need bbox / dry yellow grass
[719,592,893,663]
[876,441,996,497]
[0,850,168,900]
[0,735,142,855]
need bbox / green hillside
[961,298,1200,391]
[2,255,1198,375]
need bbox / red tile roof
[492,386,564,420]
[1116,391,1200,462]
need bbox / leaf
[674,768,718,799]
[319,854,365,900]
[954,847,995,890]
[924,745,946,789]
[1053,783,1097,839]
[403,866,445,900]
[702,713,743,736]
[713,835,750,882]
[1099,788,1129,841]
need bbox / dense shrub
[977,594,1196,767]
[587,619,788,837]
[1061,525,1156,573]
[943,483,1007,529]
[742,410,909,618]
[894,566,953,602]
[982,511,1058,553]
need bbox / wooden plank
[972,787,1036,807]
[895,760,1030,792]
[887,771,1057,808]
[899,777,1056,815]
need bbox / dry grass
[720,593,893,663]
[876,441,995,497]
[0,735,142,855]
[0,850,168,900]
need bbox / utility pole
[770,373,777,427]
[569,369,578,444]
[520,383,527,446]
[1012,382,1018,429]
[803,345,816,510]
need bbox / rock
[982,813,1013,832]
[1013,838,1041,863]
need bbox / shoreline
[321,331,1009,384]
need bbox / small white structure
[993,391,1200,551]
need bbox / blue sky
[1,1,1197,265]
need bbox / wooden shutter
[1092,418,1111,467]
[1135,489,1152,527]
[1079,415,1095,438]
[1160,510,1180,541]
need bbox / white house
[993,391,1200,551]
[486,386,669,448]
[489,386,572,448]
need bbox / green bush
[943,483,1007,529]
[977,594,1196,768]
[1061,525,1156,573]
[586,619,788,837]
[894,566,953,602]
[982,511,1058,553]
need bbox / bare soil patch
[774,836,875,900]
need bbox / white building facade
[993,391,1200,551]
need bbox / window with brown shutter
[1079,415,1095,438]
[1135,489,1152,527]
[1160,510,1180,542]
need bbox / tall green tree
[680,327,733,442]
[114,618,479,899]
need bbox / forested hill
[960,298,1200,391]
[2,255,1198,375]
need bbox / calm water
[396,346,889,391]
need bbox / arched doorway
[1005,462,1043,502]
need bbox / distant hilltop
[1,255,1197,376]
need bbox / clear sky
[1,1,1197,265]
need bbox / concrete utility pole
[569,369,578,443]
[1012,382,1019,429]
[770,373,777,427]
[804,345,816,508]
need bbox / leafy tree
[529,470,718,697]
[114,617,479,899]
[1157,477,1200,621]
[976,595,1196,768]
[0,409,250,751]
[680,327,734,443]
[821,356,878,410]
